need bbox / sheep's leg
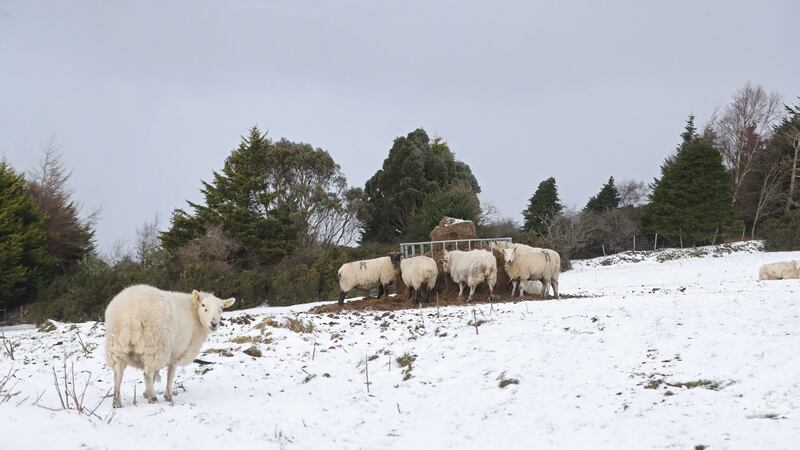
[143,368,158,403]
[552,278,559,298]
[457,283,465,301]
[510,280,518,297]
[408,286,415,301]
[467,284,476,302]
[338,291,346,306]
[112,361,126,408]
[541,278,551,298]
[488,281,495,301]
[376,284,385,299]
[163,363,177,403]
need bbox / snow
[1,242,799,449]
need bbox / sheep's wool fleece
[105,285,207,370]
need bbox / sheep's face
[389,252,402,269]
[442,252,452,273]
[193,291,236,332]
[503,248,517,265]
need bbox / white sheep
[502,244,561,298]
[441,249,497,302]
[337,253,402,305]
[104,284,235,408]
[520,280,544,295]
[759,260,800,280]
[400,255,438,302]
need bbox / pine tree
[585,176,620,213]
[522,177,563,235]
[641,138,736,246]
[0,161,54,308]
[161,127,297,266]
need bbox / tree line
[1,82,798,322]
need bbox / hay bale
[430,217,477,242]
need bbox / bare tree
[541,209,603,263]
[752,155,791,237]
[617,180,650,207]
[710,82,783,205]
[780,118,800,212]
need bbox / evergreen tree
[161,128,297,266]
[585,176,620,213]
[0,161,54,308]
[402,184,481,241]
[641,139,736,245]
[360,129,480,242]
[27,146,95,272]
[680,114,697,146]
[522,177,563,235]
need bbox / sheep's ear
[223,297,236,308]
[192,290,201,302]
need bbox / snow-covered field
[1,242,799,449]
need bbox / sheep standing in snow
[337,253,402,305]
[503,244,561,298]
[400,255,438,302]
[759,260,800,280]
[105,285,235,408]
[441,249,497,302]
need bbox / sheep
[104,284,235,408]
[337,253,402,305]
[520,280,544,295]
[502,244,561,298]
[400,255,438,302]
[758,260,800,280]
[441,249,497,302]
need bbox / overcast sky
[1,0,797,251]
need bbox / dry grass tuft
[254,316,314,334]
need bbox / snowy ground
[1,242,799,449]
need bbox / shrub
[761,210,800,251]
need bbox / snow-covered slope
[1,242,799,449]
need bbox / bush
[761,210,800,251]
[31,254,127,323]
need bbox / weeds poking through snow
[38,359,109,419]
[75,332,96,357]
[255,316,314,333]
[0,367,20,403]
[497,372,519,389]
[395,353,416,381]
[1,333,15,360]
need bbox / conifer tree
[641,130,736,245]
[522,177,563,235]
[585,177,620,213]
[0,161,54,308]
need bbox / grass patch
[229,333,273,345]
[670,379,722,390]
[497,372,520,389]
[747,412,782,420]
[396,352,417,381]
[38,321,57,333]
[242,345,262,357]
[204,348,234,357]
[254,316,314,334]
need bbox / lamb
[502,244,561,298]
[337,253,402,305]
[520,280,544,295]
[441,249,497,302]
[758,260,800,280]
[104,284,235,408]
[400,255,438,302]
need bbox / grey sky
[1,0,797,251]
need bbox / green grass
[396,353,417,381]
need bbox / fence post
[712,228,719,245]
[654,233,658,250]
[633,235,636,252]
[679,229,683,249]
